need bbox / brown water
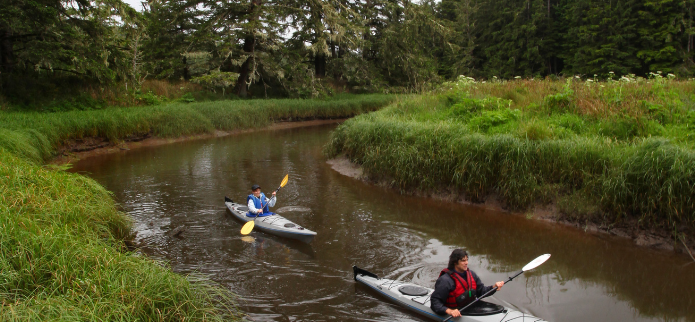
[70,124,695,322]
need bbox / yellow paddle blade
[280,174,289,188]
[240,221,255,235]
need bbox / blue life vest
[246,193,275,217]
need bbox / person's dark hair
[447,249,469,270]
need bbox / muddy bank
[52,119,345,164]
[327,156,695,258]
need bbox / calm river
[70,123,694,322]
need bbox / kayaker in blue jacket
[430,249,504,318]
[247,184,277,217]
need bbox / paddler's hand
[494,281,504,290]
[446,308,461,318]
[271,191,276,196]
[257,209,263,214]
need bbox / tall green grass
[0,148,240,321]
[326,80,695,230]
[0,94,394,163]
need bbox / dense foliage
[4,0,695,105]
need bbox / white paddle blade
[522,254,551,272]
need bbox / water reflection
[71,124,694,322]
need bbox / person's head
[251,184,261,197]
[448,249,469,272]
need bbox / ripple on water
[275,206,312,213]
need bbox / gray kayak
[225,196,317,243]
[353,266,547,322]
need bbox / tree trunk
[235,35,256,98]
[0,29,14,73]
[315,53,326,78]
[338,43,345,59]
[235,0,261,98]
[182,56,190,80]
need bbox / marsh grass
[326,79,695,229]
[0,94,394,163]
[0,149,240,321]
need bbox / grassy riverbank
[325,77,695,236]
[0,149,240,320]
[0,94,393,320]
[0,94,394,163]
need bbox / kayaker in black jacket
[430,249,504,318]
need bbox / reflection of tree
[253,237,267,257]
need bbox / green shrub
[468,108,520,132]
[178,92,196,103]
[554,113,586,134]
[543,91,573,112]
[518,119,554,140]
[135,90,164,106]
[542,82,574,113]
[597,117,643,140]
[448,97,512,119]
[684,110,695,127]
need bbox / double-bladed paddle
[240,174,289,235]
[443,254,551,322]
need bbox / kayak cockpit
[353,265,512,320]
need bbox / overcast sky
[122,0,145,11]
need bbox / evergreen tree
[438,0,477,78]
[474,0,554,78]
[141,0,202,80]
[181,0,288,97]
[0,0,137,80]
[285,0,364,79]
[636,0,683,74]
[681,0,695,74]
[369,0,455,90]
[563,0,641,76]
